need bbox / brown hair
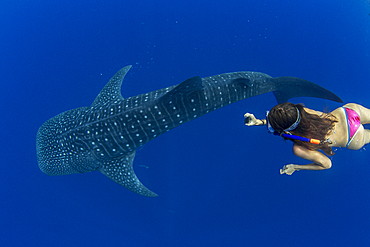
[267,102,338,156]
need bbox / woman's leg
[347,125,370,150]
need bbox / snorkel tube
[276,132,321,145]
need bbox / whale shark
[36,65,342,197]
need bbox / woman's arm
[244,113,267,126]
[280,144,332,175]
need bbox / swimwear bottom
[343,107,361,147]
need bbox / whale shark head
[36,107,100,176]
[36,65,159,197]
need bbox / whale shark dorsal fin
[99,150,158,197]
[154,76,203,104]
[91,65,132,107]
[270,76,343,104]
[232,78,252,87]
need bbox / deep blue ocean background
[2,1,370,246]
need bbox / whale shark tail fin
[270,76,343,104]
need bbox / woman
[244,103,370,175]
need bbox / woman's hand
[244,113,259,126]
[280,164,297,175]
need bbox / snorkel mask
[266,107,301,135]
[266,107,320,145]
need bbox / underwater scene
[1,0,370,246]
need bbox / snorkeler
[244,103,370,175]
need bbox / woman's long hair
[268,102,338,155]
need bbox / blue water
[1,0,370,246]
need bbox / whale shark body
[36,65,342,197]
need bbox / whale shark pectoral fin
[99,151,158,197]
[270,76,343,104]
[91,65,133,107]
